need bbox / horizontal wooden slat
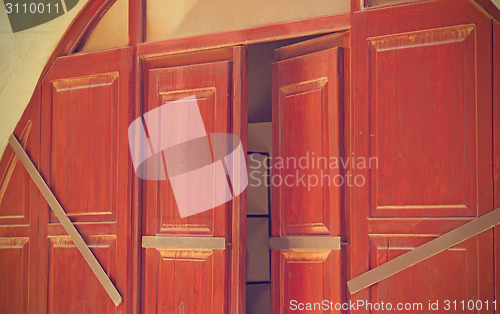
[142,236,226,249]
[270,236,341,250]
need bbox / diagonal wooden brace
[9,134,122,306]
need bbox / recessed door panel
[368,237,479,307]
[273,46,342,236]
[143,248,227,314]
[368,25,477,218]
[47,237,117,314]
[0,238,30,313]
[271,250,341,313]
[145,62,230,237]
[47,73,119,223]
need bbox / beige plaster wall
[146,0,350,42]
[79,0,128,52]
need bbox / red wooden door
[271,34,347,313]
[350,0,494,311]
[139,46,247,313]
[0,91,40,314]
[38,48,132,313]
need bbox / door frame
[136,28,351,312]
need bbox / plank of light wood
[348,207,500,294]
[270,236,341,250]
[8,134,122,306]
[142,236,226,249]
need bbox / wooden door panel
[281,81,329,234]
[272,48,342,236]
[145,61,231,237]
[368,25,477,218]
[47,237,117,314]
[47,73,120,223]
[47,73,119,221]
[271,250,341,313]
[39,48,131,313]
[143,248,227,314]
[369,237,480,310]
[0,238,29,313]
[0,114,36,228]
[0,160,30,225]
